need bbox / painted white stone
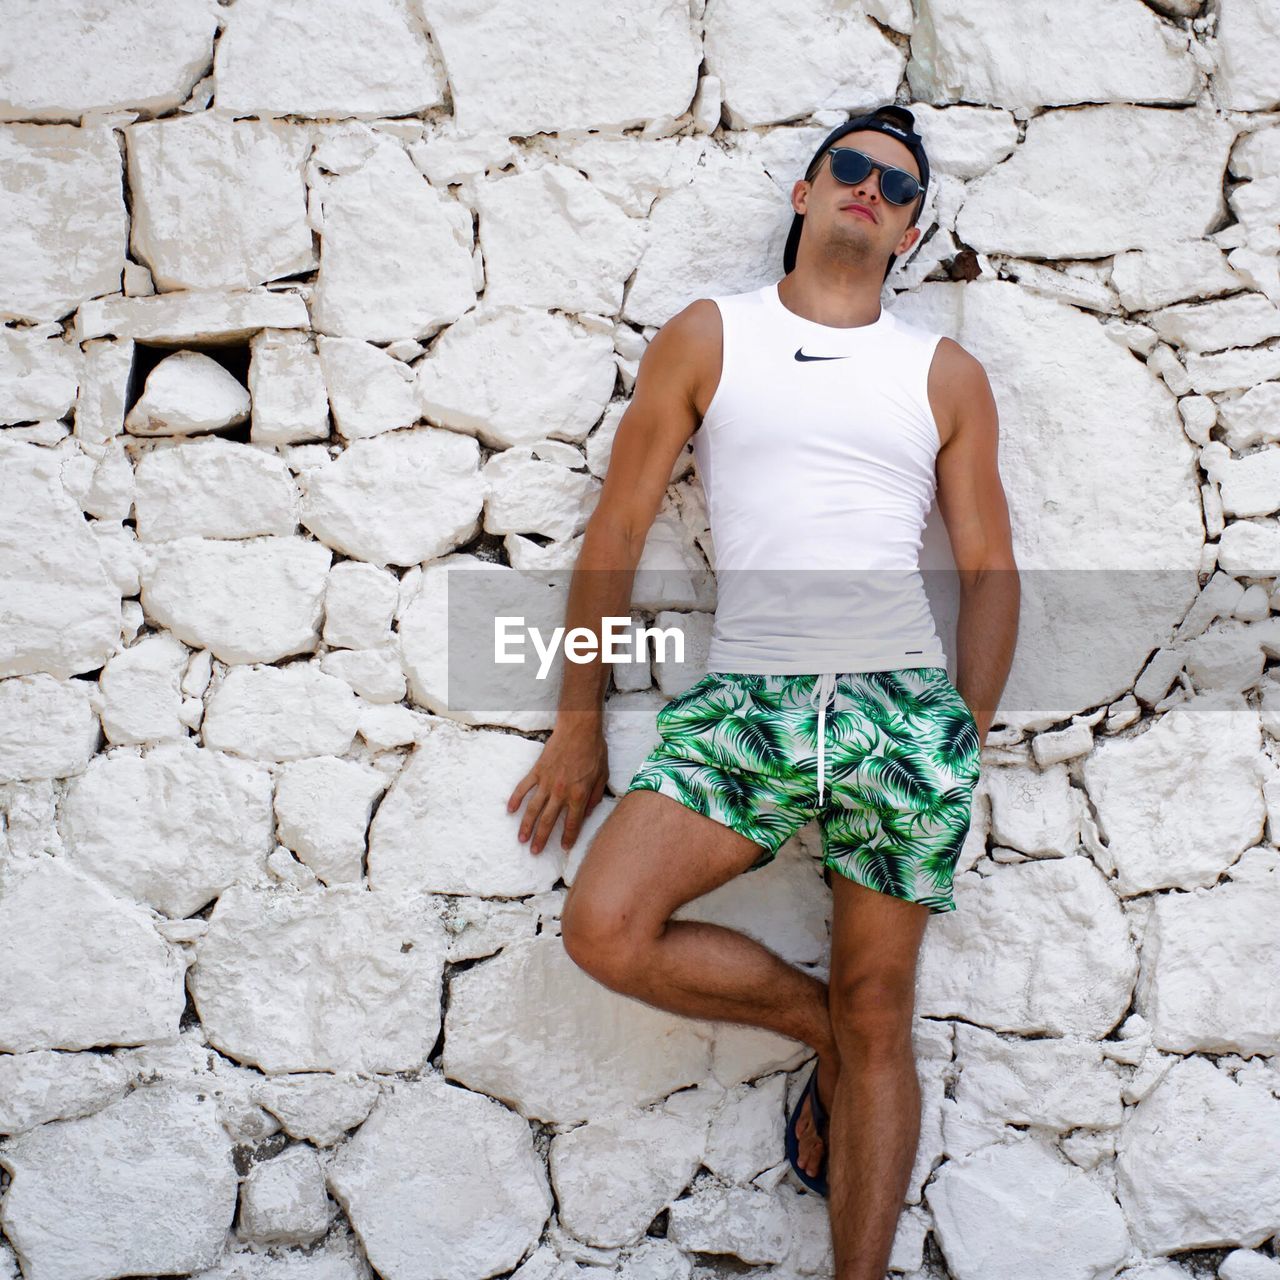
[238,1145,332,1246]
[549,1104,705,1247]
[0,1050,131,1136]
[1150,293,1280,354]
[76,439,135,522]
[1218,517,1280,575]
[547,132,702,220]
[202,664,359,762]
[190,1236,371,1280]
[622,157,789,330]
[406,122,518,189]
[0,122,127,321]
[909,0,1199,110]
[0,442,121,681]
[0,779,62,862]
[298,428,484,567]
[367,722,565,896]
[1082,693,1264,896]
[955,106,1234,258]
[0,0,217,123]
[61,739,275,917]
[702,1072,787,1184]
[908,104,1020,180]
[670,839,829,970]
[1228,126,1280,261]
[0,324,80,424]
[1201,441,1280,518]
[326,1075,551,1278]
[396,553,610,731]
[984,763,1079,857]
[0,858,185,1053]
[482,445,600,542]
[310,130,474,343]
[926,1135,1131,1280]
[443,934,713,1125]
[1111,241,1246,313]
[1219,384,1280,451]
[250,1073,381,1147]
[475,165,646,313]
[109,1036,283,1146]
[182,648,214,697]
[318,647,405,702]
[1214,0,1280,111]
[75,288,310,347]
[425,0,700,135]
[248,331,331,446]
[214,0,446,119]
[892,281,1203,725]
[315,337,419,441]
[133,438,300,541]
[1188,342,1280,395]
[0,1085,237,1280]
[274,756,387,886]
[1030,721,1094,767]
[140,536,330,665]
[189,884,448,1073]
[951,1024,1124,1133]
[1221,1251,1280,1280]
[918,858,1137,1037]
[125,351,251,438]
[0,675,100,784]
[356,702,425,751]
[127,114,314,291]
[1179,618,1272,694]
[1115,1053,1280,1253]
[415,307,617,449]
[86,520,144,603]
[703,0,903,129]
[322,561,398,650]
[665,1183,792,1266]
[1136,850,1280,1056]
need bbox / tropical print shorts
[625,667,981,914]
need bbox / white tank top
[692,278,948,675]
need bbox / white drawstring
[806,672,839,805]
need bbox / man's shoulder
[929,334,989,386]
[884,304,988,378]
[658,297,724,352]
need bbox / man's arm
[929,337,1021,744]
[507,299,723,855]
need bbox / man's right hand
[507,716,610,856]
[503,297,717,859]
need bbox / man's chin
[817,236,877,271]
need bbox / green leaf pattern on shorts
[629,666,980,913]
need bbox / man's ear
[896,224,923,257]
[791,178,810,216]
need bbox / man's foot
[795,1052,839,1179]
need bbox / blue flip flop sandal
[785,1060,830,1197]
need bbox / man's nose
[848,167,881,201]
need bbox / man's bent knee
[828,974,917,1057]
[560,890,650,983]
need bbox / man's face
[793,130,923,272]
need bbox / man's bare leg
[561,789,840,1143]
[823,872,932,1280]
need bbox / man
[508,104,1019,1279]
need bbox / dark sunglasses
[810,147,922,207]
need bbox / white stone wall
[2,1,1279,1278]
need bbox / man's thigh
[827,873,931,1018]
[562,789,767,946]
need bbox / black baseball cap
[782,104,930,281]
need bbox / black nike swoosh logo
[794,348,848,362]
